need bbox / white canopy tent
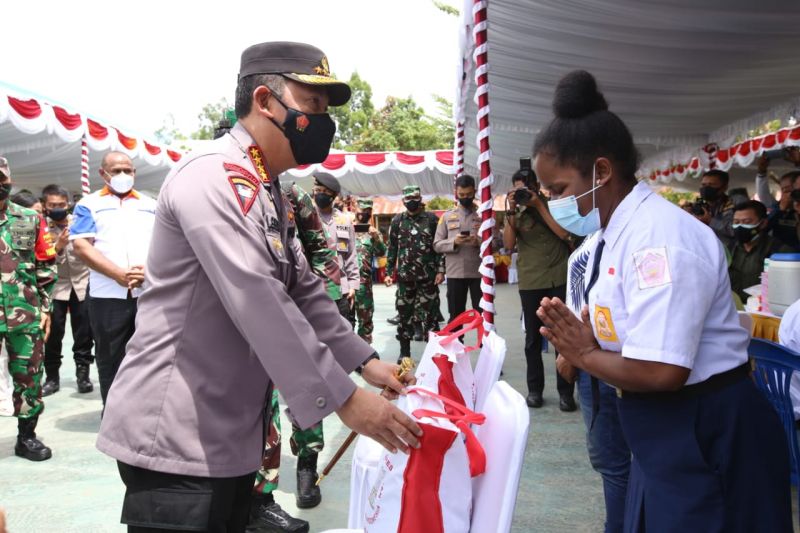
[456,0,800,194]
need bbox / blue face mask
[548,165,603,236]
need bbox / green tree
[657,187,696,206]
[330,72,375,149]
[432,0,459,16]
[353,96,452,152]
[426,196,456,210]
[191,98,232,140]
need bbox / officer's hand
[347,289,356,308]
[435,273,445,285]
[537,299,599,368]
[454,234,468,247]
[40,312,51,342]
[369,226,380,239]
[361,359,417,401]
[469,235,481,247]
[384,277,394,287]
[55,227,70,253]
[556,354,577,384]
[126,265,145,289]
[336,387,423,454]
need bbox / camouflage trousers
[253,389,325,495]
[354,281,375,343]
[396,278,440,341]
[6,329,45,419]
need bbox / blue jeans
[577,370,631,533]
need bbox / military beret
[314,173,341,194]
[357,198,373,209]
[402,185,421,198]
[239,41,351,107]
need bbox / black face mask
[47,208,69,222]
[0,183,11,201]
[733,224,760,245]
[405,200,421,212]
[314,192,334,209]
[356,213,371,223]
[700,186,721,202]
[269,95,336,165]
[458,197,475,208]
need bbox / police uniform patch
[594,305,619,343]
[632,247,672,290]
[225,167,260,216]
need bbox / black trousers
[336,296,356,328]
[519,285,574,397]
[89,296,137,405]
[44,289,94,377]
[446,278,482,323]
[118,462,256,533]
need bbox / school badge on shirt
[632,247,672,290]
[594,305,619,343]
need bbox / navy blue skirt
[617,375,792,533]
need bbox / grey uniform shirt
[96,123,373,478]
[433,205,482,279]
[320,209,360,294]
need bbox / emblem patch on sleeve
[594,305,619,343]
[632,247,672,290]
[224,163,260,216]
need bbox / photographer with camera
[503,159,576,411]
[755,149,800,252]
[692,170,735,248]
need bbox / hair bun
[552,70,608,119]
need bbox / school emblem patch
[594,305,619,343]
[632,247,672,290]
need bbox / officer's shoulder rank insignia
[224,163,259,216]
[247,145,271,184]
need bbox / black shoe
[397,338,411,364]
[15,417,52,461]
[526,392,543,408]
[295,454,321,509]
[76,364,94,394]
[247,496,309,533]
[413,323,423,342]
[559,395,577,412]
[387,314,400,325]
[41,377,60,397]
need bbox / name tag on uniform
[594,305,619,343]
[447,221,460,231]
[632,247,672,290]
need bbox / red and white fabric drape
[287,151,454,178]
[472,0,495,331]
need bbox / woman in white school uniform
[535,70,792,532]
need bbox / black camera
[690,199,709,216]
[513,187,533,205]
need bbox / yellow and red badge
[224,163,260,216]
[247,145,271,184]
[594,305,619,343]
[35,215,56,261]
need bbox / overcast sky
[1,0,461,140]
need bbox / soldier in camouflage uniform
[384,185,445,361]
[249,181,338,532]
[354,198,386,344]
[0,156,58,462]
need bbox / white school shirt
[778,299,800,419]
[585,181,748,385]
[70,187,157,299]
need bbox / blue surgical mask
[548,166,603,236]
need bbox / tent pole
[473,0,495,331]
[80,134,90,195]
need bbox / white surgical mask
[107,171,134,195]
[548,165,604,236]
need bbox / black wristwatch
[355,352,380,375]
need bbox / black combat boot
[387,314,401,325]
[41,374,60,397]
[413,322,424,341]
[247,492,309,533]
[397,338,411,364]
[76,364,94,394]
[15,416,52,461]
[295,454,321,509]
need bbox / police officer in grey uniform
[95,42,421,533]
[434,174,483,323]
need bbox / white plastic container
[767,254,800,316]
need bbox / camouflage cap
[0,156,9,179]
[402,185,421,199]
[357,198,373,210]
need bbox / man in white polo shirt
[71,151,156,405]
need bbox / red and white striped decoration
[704,143,718,170]
[80,134,90,195]
[473,0,495,330]
[454,120,465,179]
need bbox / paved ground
[0,283,609,532]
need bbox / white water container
[767,254,800,316]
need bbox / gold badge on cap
[314,56,331,77]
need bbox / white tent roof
[457,0,800,192]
